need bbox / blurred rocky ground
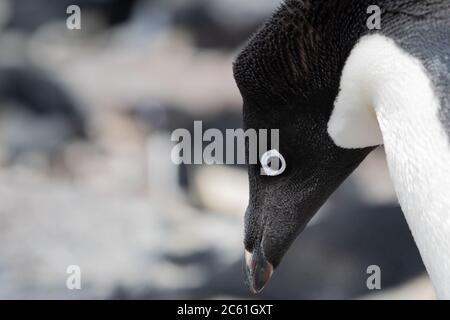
[0,0,433,299]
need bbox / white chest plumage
[328,34,450,298]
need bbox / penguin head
[233,0,375,293]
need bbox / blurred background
[0,0,434,299]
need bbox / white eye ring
[260,149,286,176]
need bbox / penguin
[233,0,450,297]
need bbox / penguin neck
[328,34,450,298]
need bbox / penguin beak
[243,249,274,294]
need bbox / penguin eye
[260,150,287,176]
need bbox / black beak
[243,249,274,294]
